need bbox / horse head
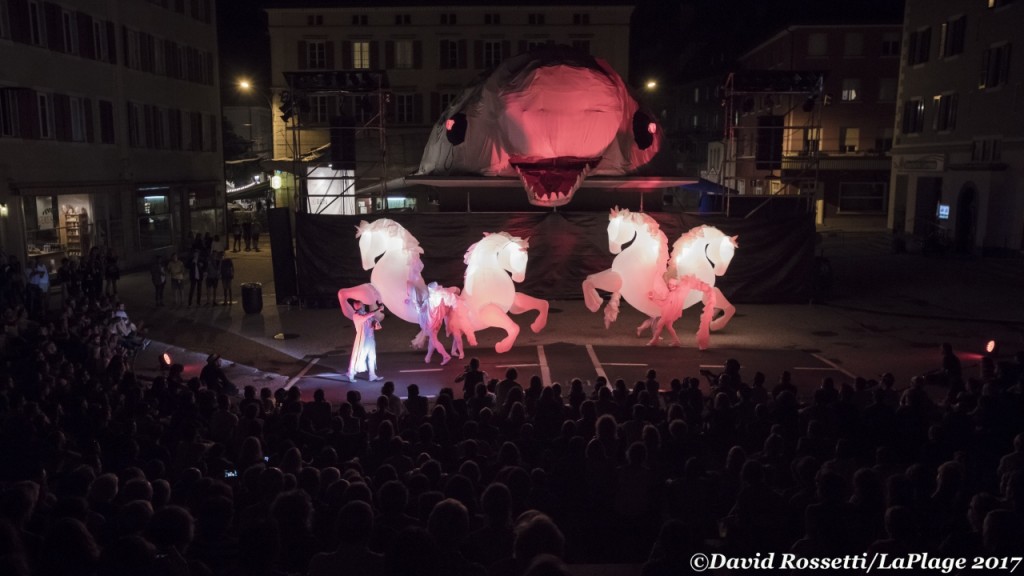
[356,219,423,271]
[607,207,636,254]
[355,220,387,270]
[702,227,739,277]
[498,235,530,283]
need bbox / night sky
[216,0,906,99]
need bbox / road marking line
[810,353,856,378]
[537,346,552,387]
[585,344,608,382]
[399,368,444,373]
[285,357,320,389]
[793,366,841,371]
[604,363,648,366]
[699,364,725,369]
[495,363,540,368]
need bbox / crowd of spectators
[2,252,1024,575]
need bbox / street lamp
[645,79,658,91]
[237,78,274,155]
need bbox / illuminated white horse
[456,232,549,354]
[668,225,739,333]
[337,219,428,348]
[582,207,670,334]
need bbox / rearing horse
[582,207,669,334]
[668,225,739,333]
[456,232,549,354]
[337,219,428,348]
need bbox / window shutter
[7,0,30,44]
[1002,44,1012,84]
[18,89,39,139]
[106,22,117,64]
[122,26,129,66]
[502,41,511,61]
[44,2,62,51]
[53,94,70,141]
[326,41,335,68]
[431,92,440,121]
[413,41,423,68]
[298,40,307,68]
[341,41,352,68]
[369,41,380,69]
[458,39,468,68]
[474,40,482,69]
[77,12,94,58]
[518,40,527,55]
[413,93,423,124]
[84,98,94,142]
[980,49,990,88]
[385,40,395,68]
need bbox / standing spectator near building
[220,253,235,306]
[25,257,49,317]
[206,251,222,305]
[168,252,186,306]
[232,221,243,252]
[242,219,253,251]
[251,220,262,252]
[188,250,207,307]
[104,248,120,296]
[150,255,167,307]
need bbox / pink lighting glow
[445,118,455,131]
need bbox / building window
[439,92,458,113]
[902,99,925,134]
[70,97,86,142]
[309,95,331,123]
[807,32,827,57]
[307,14,323,26]
[988,0,1015,8]
[838,182,887,213]
[306,40,327,69]
[841,78,861,101]
[137,192,173,249]
[840,127,860,152]
[394,93,416,124]
[803,128,821,153]
[526,40,549,51]
[571,40,590,54]
[351,14,367,26]
[528,13,546,25]
[482,40,503,69]
[126,102,141,146]
[875,128,893,152]
[28,0,45,46]
[0,90,17,137]
[980,43,1012,88]
[843,33,863,57]
[440,13,456,25]
[573,13,590,25]
[99,100,115,144]
[881,33,900,57]
[394,14,411,25]
[62,10,78,54]
[36,93,53,139]
[352,41,370,69]
[878,78,897,102]
[126,29,141,69]
[0,1,9,39]
[972,139,1002,161]
[907,28,931,65]
[394,40,413,69]
[93,21,108,61]
[439,40,463,69]
[484,13,500,25]
[939,16,967,57]
[932,93,958,131]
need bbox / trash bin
[241,282,263,314]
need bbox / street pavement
[116,226,1024,404]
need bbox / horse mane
[464,231,523,267]
[671,225,738,259]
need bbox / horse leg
[583,270,622,313]
[710,287,736,331]
[511,293,549,333]
[476,303,520,354]
[604,293,621,329]
[636,316,655,337]
[337,284,377,320]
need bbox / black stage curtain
[295,212,815,306]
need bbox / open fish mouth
[511,156,601,207]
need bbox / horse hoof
[495,341,514,354]
[531,319,547,333]
[441,356,451,366]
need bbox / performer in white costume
[347,300,385,382]
[647,276,715,349]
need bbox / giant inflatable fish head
[418,47,662,208]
